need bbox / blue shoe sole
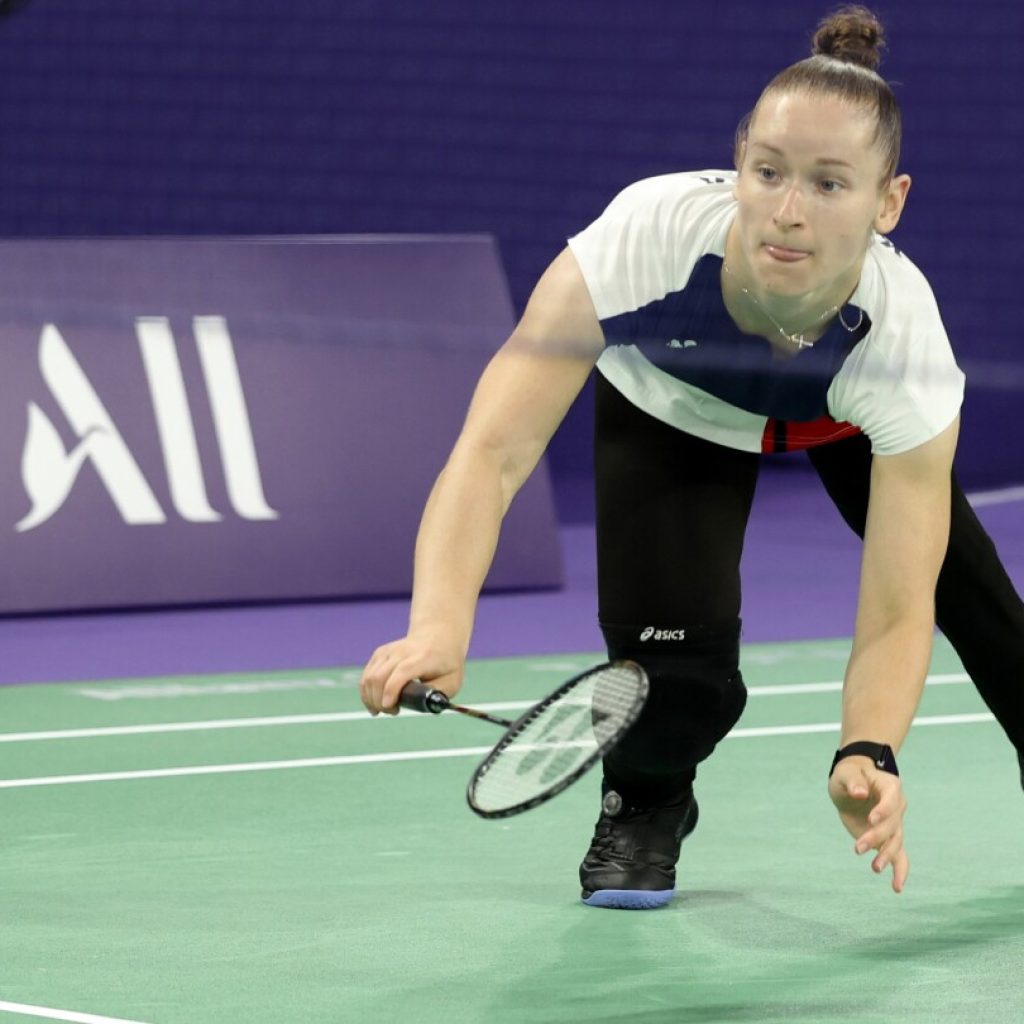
[581,888,675,910]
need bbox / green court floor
[1,637,1021,1024]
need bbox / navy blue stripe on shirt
[599,255,870,423]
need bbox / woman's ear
[875,173,912,234]
[732,143,744,199]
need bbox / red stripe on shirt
[761,416,861,454]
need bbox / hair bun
[812,5,886,71]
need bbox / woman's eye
[757,167,778,182]
[820,179,843,193]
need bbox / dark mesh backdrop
[0,0,1020,496]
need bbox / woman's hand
[359,632,465,716]
[828,757,909,893]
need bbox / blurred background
[0,0,1020,679]
[0,0,1020,522]
[2,10,1021,1017]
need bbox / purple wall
[0,1,1020,495]
[0,236,562,613]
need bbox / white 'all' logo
[17,317,279,532]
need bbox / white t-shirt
[567,171,964,455]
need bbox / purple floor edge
[1,467,1021,686]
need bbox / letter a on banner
[17,326,167,532]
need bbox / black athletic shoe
[579,787,699,909]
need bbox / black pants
[809,434,1024,752]
[595,373,1024,772]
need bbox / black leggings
[594,374,1024,764]
[809,434,1024,752]
[595,374,759,627]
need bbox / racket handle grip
[398,680,450,714]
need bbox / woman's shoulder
[833,240,963,455]
[579,171,737,265]
[568,172,737,320]
[600,170,737,218]
[856,235,946,349]
[860,236,939,313]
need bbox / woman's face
[731,90,909,303]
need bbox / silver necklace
[722,262,863,349]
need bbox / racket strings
[470,662,645,815]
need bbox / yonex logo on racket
[639,627,686,641]
[16,319,278,532]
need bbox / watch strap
[830,741,899,778]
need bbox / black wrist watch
[830,741,899,778]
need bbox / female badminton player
[361,5,1024,908]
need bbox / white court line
[745,672,968,697]
[967,484,1024,508]
[0,674,972,745]
[0,1000,153,1024]
[731,712,993,739]
[0,746,494,789]
[0,712,995,790]
[0,711,389,743]
[0,707,522,744]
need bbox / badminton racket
[399,660,648,819]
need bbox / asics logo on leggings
[639,627,686,642]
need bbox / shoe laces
[590,818,619,854]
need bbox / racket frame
[465,659,648,820]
